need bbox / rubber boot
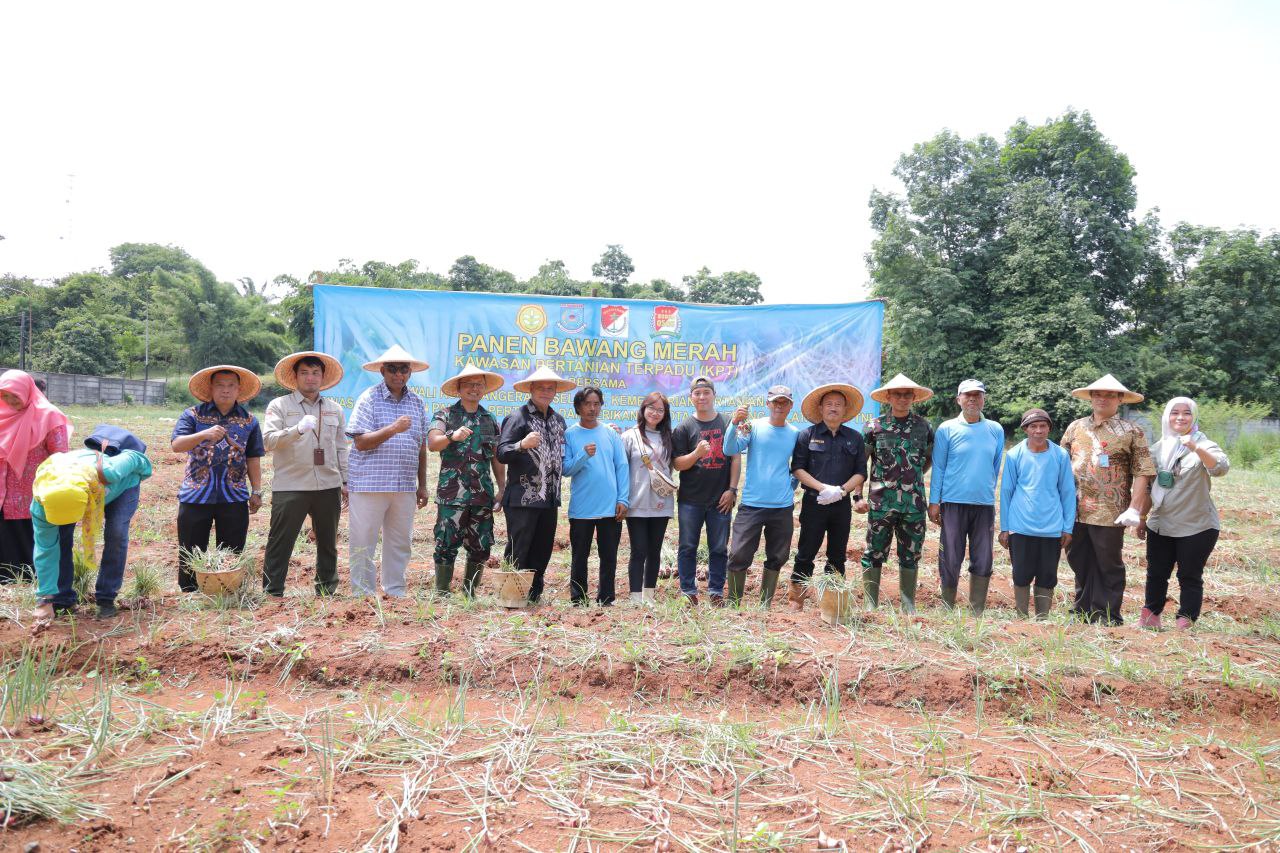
[787,582,808,611]
[727,571,746,607]
[434,559,456,595]
[759,569,781,608]
[898,568,918,614]
[940,585,958,609]
[1033,586,1053,619]
[969,574,991,617]
[630,592,643,605]
[862,563,882,610]
[462,560,484,597]
[642,588,656,605]
[1014,585,1031,618]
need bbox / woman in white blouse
[621,392,677,604]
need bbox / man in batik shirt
[427,364,506,597]
[857,374,934,612]
[1060,374,1156,626]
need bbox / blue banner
[314,286,884,429]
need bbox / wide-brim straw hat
[1071,373,1144,404]
[870,373,933,404]
[513,365,576,394]
[441,363,504,398]
[189,365,262,404]
[273,351,344,392]
[361,344,429,373]
[801,383,865,424]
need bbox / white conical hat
[800,383,865,424]
[441,363,504,397]
[361,344,429,373]
[513,365,576,393]
[1071,373,1143,404]
[870,373,933,404]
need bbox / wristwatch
[251,489,264,498]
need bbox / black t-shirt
[672,413,731,506]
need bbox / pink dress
[1,425,69,520]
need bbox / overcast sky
[2,0,1277,304]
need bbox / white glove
[817,485,843,505]
[1114,507,1142,527]
[296,414,318,434]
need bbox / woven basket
[496,571,535,608]
[196,567,246,596]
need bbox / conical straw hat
[273,351,344,392]
[869,373,933,404]
[513,365,576,394]
[441,363,504,397]
[1071,374,1143,404]
[800,383,865,424]
[361,344,428,373]
[188,365,262,404]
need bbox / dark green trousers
[263,488,342,596]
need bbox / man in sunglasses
[346,345,430,598]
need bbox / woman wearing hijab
[621,391,677,604]
[1140,397,1230,630]
[0,370,72,583]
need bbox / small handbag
[641,452,678,498]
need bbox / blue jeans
[96,486,140,605]
[677,501,731,597]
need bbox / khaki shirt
[1060,414,1156,526]
[263,392,349,492]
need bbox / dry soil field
[2,406,1279,852]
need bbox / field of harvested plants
[3,407,1279,852]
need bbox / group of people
[0,350,1230,631]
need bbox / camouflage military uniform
[860,412,934,610]
[430,402,500,594]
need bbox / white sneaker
[630,592,643,605]
[642,588,656,605]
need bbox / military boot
[862,563,882,610]
[898,568,918,614]
[462,560,484,597]
[759,569,781,608]
[940,585,958,609]
[434,560,456,595]
[1013,585,1031,618]
[969,574,991,617]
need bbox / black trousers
[177,501,250,592]
[727,505,794,574]
[0,514,36,582]
[792,493,852,582]
[1066,522,1127,625]
[569,517,623,605]
[625,516,669,593]
[262,488,342,597]
[1145,527,1219,622]
[504,505,558,602]
[1009,533,1061,589]
[937,503,995,586]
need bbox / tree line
[1,110,1276,423]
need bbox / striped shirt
[345,382,427,492]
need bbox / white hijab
[1151,396,1207,507]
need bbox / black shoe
[53,603,77,616]
[97,602,118,619]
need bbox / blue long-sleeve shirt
[722,418,799,509]
[928,415,1005,506]
[999,440,1076,536]
[562,424,629,519]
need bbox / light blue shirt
[999,440,1076,536]
[722,418,799,509]
[929,415,1005,506]
[563,423,630,519]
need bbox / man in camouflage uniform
[427,364,507,596]
[857,374,935,612]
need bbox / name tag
[1096,453,1109,468]
[314,448,326,466]
[809,439,825,452]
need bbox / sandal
[31,600,55,635]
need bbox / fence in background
[2,368,167,406]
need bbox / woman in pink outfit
[0,371,71,582]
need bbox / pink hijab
[0,370,72,477]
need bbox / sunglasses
[383,364,411,374]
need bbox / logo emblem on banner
[652,305,681,337]
[557,303,586,334]
[516,304,547,335]
[601,305,629,338]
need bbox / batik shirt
[864,412,934,519]
[497,401,567,508]
[172,403,265,504]
[430,402,499,506]
[1060,414,1157,527]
